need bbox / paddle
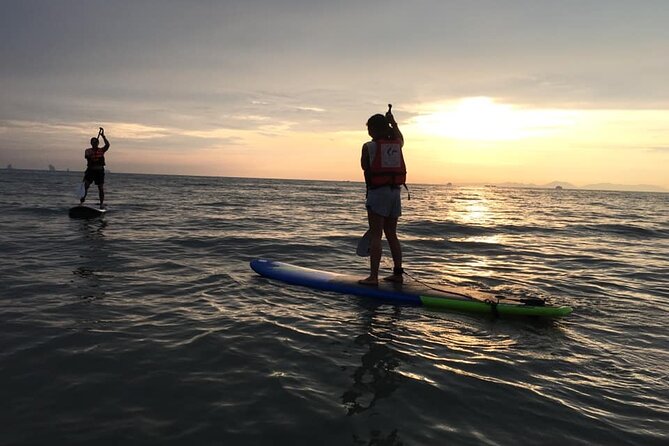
[356,229,371,257]
[75,127,103,200]
[75,182,86,199]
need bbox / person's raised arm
[386,105,403,144]
[99,127,110,151]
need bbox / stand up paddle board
[250,259,572,318]
[69,205,106,219]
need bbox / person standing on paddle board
[80,127,110,207]
[359,105,406,286]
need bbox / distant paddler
[80,127,110,208]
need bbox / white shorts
[366,186,402,218]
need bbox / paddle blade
[356,230,371,257]
[76,182,86,199]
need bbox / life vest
[365,139,406,188]
[86,148,106,168]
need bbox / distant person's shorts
[84,168,105,185]
[366,186,402,218]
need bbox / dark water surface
[1,170,667,445]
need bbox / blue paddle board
[250,259,572,318]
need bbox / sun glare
[409,97,578,141]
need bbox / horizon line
[2,167,667,194]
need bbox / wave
[571,223,667,239]
[403,220,562,238]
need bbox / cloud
[3,1,668,112]
[1,1,668,185]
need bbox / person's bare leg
[359,210,384,285]
[98,184,105,207]
[382,216,403,282]
[80,179,91,204]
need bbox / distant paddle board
[250,259,573,318]
[69,205,106,219]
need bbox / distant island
[494,181,668,193]
[446,180,666,193]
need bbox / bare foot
[382,274,403,283]
[358,277,379,286]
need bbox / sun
[409,97,577,141]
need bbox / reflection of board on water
[250,259,573,318]
[68,205,107,219]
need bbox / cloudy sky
[1,0,668,188]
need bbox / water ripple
[0,171,667,445]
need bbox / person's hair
[366,114,392,140]
[90,137,99,145]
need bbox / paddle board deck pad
[250,259,572,318]
[69,205,106,219]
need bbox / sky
[1,0,668,189]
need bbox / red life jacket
[365,139,406,188]
[86,148,106,168]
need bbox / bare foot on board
[382,274,403,283]
[358,277,379,286]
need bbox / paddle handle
[386,104,396,126]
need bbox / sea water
[0,169,667,445]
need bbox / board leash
[381,259,546,306]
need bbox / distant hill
[544,181,576,189]
[495,181,576,189]
[580,183,668,193]
[494,181,667,193]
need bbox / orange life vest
[365,139,406,188]
[86,148,106,168]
